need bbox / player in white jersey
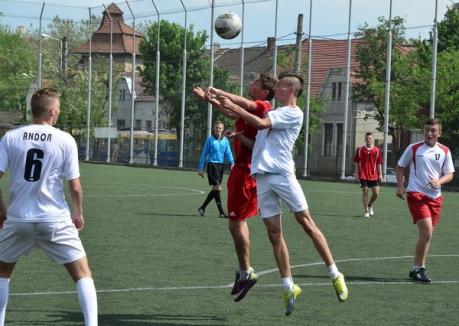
[0,88,98,325]
[396,118,454,284]
[220,73,348,316]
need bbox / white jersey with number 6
[0,124,80,222]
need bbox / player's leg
[0,261,15,326]
[407,192,435,283]
[361,183,370,217]
[229,219,257,301]
[65,258,98,326]
[211,164,226,217]
[229,219,250,273]
[38,220,98,325]
[368,184,379,216]
[0,220,35,326]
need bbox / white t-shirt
[251,105,303,175]
[397,141,455,199]
[0,124,80,222]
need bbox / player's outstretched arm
[68,178,85,230]
[208,87,258,112]
[225,130,255,150]
[220,96,271,130]
[193,87,238,119]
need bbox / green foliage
[432,49,459,154]
[0,29,36,114]
[436,5,459,52]
[139,20,237,138]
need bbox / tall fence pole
[382,0,393,181]
[179,0,188,168]
[430,0,438,119]
[151,0,160,166]
[340,0,353,179]
[207,1,215,137]
[303,0,313,177]
[126,1,136,165]
[239,0,245,96]
[38,2,45,88]
[103,4,113,163]
[85,7,92,161]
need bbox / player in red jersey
[396,119,454,283]
[353,132,382,218]
[193,73,276,302]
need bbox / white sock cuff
[76,277,94,287]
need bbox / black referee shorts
[206,162,224,186]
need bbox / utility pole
[294,14,303,73]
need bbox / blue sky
[0,0,453,47]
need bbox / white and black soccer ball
[214,11,242,40]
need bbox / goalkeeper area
[1,163,458,325]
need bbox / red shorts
[227,164,258,221]
[407,192,443,226]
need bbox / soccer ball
[214,11,242,40]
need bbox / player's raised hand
[72,212,85,230]
[207,86,221,98]
[192,87,206,100]
[224,129,237,139]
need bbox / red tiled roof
[72,2,142,55]
[301,38,363,96]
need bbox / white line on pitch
[10,254,459,297]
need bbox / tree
[139,20,237,142]
[436,4,459,52]
[38,17,122,132]
[353,16,430,159]
[0,28,36,114]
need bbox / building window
[146,120,152,131]
[117,119,125,130]
[336,123,343,157]
[135,119,142,130]
[323,123,333,157]
[119,88,126,101]
[332,82,342,101]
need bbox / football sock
[76,277,98,326]
[0,278,9,326]
[240,269,251,281]
[281,277,294,291]
[411,265,423,271]
[327,263,340,279]
[213,190,224,214]
[201,191,215,209]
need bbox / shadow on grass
[294,273,408,283]
[8,310,227,325]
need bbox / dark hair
[278,72,304,97]
[31,88,60,118]
[258,73,277,101]
[365,132,373,137]
[426,118,441,128]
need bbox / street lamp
[41,33,64,73]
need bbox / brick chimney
[267,37,276,51]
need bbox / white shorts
[0,219,86,264]
[255,173,308,218]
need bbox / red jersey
[353,145,382,181]
[233,100,271,164]
[227,100,271,220]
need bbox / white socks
[281,277,294,291]
[76,277,98,326]
[327,263,340,279]
[0,278,9,326]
